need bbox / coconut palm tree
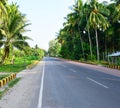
[86,0,110,62]
[0,3,31,64]
[82,2,95,60]
[71,0,86,59]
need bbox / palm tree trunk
[78,26,85,59]
[87,28,93,59]
[11,46,15,64]
[0,54,6,64]
[95,28,100,62]
[0,46,9,64]
[80,35,85,59]
[86,15,93,59]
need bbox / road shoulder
[0,62,43,108]
[57,58,120,77]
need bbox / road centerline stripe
[87,77,109,89]
[38,61,45,108]
[62,65,67,68]
[69,69,76,72]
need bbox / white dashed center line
[69,69,76,72]
[87,77,109,89]
[62,65,67,68]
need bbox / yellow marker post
[6,77,9,83]
[3,78,7,85]
[0,80,3,87]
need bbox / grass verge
[0,56,41,73]
[0,74,10,80]
[0,88,8,99]
[8,78,21,87]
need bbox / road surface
[1,57,120,108]
[39,57,120,108]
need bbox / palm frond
[11,23,30,38]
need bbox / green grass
[0,74,10,80]
[0,88,8,99]
[0,64,26,73]
[8,78,21,87]
[0,56,40,73]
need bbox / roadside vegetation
[8,77,21,88]
[48,0,120,66]
[0,48,45,72]
[0,1,46,72]
[0,74,10,80]
[0,88,8,99]
[0,0,46,97]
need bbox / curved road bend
[38,57,120,108]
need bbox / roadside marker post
[0,80,3,87]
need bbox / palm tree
[81,3,93,60]
[71,0,85,59]
[0,3,30,64]
[86,0,110,62]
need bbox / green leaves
[0,1,31,64]
[112,4,120,22]
[56,0,120,61]
[48,39,61,57]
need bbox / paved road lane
[40,57,120,108]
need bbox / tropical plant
[86,0,110,62]
[0,3,30,64]
[48,39,61,57]
[49,0,120,65]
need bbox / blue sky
[9,0,110,50]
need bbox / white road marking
[69,69,76,72]
[62,65,67,68]
[87,77,109,89]
[38,61,45,108]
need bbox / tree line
[0,0,45,64]
[48,0,120,63]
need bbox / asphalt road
[38,57,120,108]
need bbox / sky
[9,0,110,51]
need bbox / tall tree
[83,3,93,59]
[86,0,110,62]
[69,0,86,59]
[48,39,61,57]
[0,3,30,64]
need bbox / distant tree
[48,39,61,57]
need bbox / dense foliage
[49,0,120,63]
[0,1,45,65]
[48,40,61,57]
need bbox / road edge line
[37,61,45,108]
